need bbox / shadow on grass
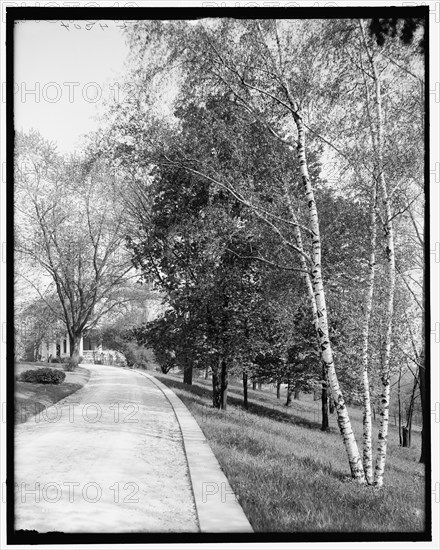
[297,454,348,482]
[155,374,328,432]
[157,374,347,484]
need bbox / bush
[50,356,62,363]
[19,367,66,385]
[78,356,84,364]
[122,342,152,369]
[64,358,78,372]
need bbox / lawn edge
[135,370,254,534]
[15,364,92,424]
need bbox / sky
[14,20,129,154]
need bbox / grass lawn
[156,372,425,533]
[15,362,91,424]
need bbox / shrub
[78,356,84,364]
[64,358,78,372]
[19,367,66,385]
[50,356,62,363]
[122,342,152,369]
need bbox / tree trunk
[360,178,377,484]
[276,379,281,399]
[404,372,418,448]
[328,374,335,414]
[293,112,365,483]
[183,359,193,385]
[294,390,300,400]
[321,366,329,431]
[220,358,228,410]
[34,342,39,362]
[398,366,402,446]
[285,381,293,407]
[252,379,257,391]
[402,426,410,448]
[419,246,426,463]
[375,376,391,485]
[69,333,81,366]
[370,63,395,489]
[212,360,221,409]
[419,355,426,462]
[243,371,248,409]
[204,365,209,379]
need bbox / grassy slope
[156,373,425,533]
[15,362,90,424]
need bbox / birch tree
[96,17,424,485]
[117,19,368,482]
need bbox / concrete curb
[135,370,254,533]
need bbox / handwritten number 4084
[60,22,126,31]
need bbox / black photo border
[6,3,431,546]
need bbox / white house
[39,333,123,365]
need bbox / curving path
[14,364,199,533]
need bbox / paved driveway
[14,365,198,533]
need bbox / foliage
[78,17,424,479]
[122,342,152,369]
[19,367,66,385]
[369,18,425,53]
[15,130,134,360]
[64,358,78,372]
[14,296,61,362]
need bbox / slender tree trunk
[321,364,329,431]
[370,62,395,490]
[419,357,426,462]
[398,366,402,446]
[404,372,418,448]
[361,180,377,484]
[328,372,335,414]
[204,365,209,379]
[220,358,228,410]
[402,426,409,447]
[283,84,364,480]
[359,19,396,487]
[276,379,281,399]
[183,359,193,385]
[293,112,365,483]
[243,371,248,409]
[419,244,426,463]
[286,380,293,407]
[252,379,257,391]
[294,390,300,400]
[212,358,221,408]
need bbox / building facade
[39,333,123,365]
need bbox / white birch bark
[284,192,318,322]
[360,181,377,485]
[371,66,395,488]
[359,20,396,487]
[294,113,366,483]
